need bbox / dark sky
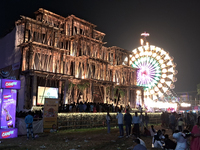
[1,0,200,93]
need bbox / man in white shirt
[116,109,124,138]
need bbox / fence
[57,112,161,129]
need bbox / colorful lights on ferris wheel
[126,33,177,100]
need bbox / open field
[0,125,170,150]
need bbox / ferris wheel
[129,32,178,100]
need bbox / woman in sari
[190,116,200,150]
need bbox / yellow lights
[140,52,144,56]
[162,74,167,78]
[152,53,157,57]
[156,56,161,60]
[161,64,166,68]
[140,39,144,45]
[136,54,139,58]
[159,59,164,64]
[162,69,167,73]
[160,79,165,83]
[158,83,162,88]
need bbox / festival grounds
[0,125,172,150]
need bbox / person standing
[190,116,200,150]
[144,112,149,128]
[169,112,176,133]
[116,109,124,138]
[106,111,112,133]
[140,112,145,133]
[132,112,140,138]
[25,111,34,140]
[124,109,132,137]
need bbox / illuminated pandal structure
[14,8,143,109]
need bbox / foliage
[77,82,90,92]
[119,89,125,98]
[69,82,75,89]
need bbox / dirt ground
[0,125,173,150]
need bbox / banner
[43,98,58,132]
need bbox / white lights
[131,57,135,61]
[161,64,166,68]
[162,74,167,78]
[150,90,154,94]
[162,69,167,73]
[136,54,139,58]
[158,83,162,88]
[181,103,191,107]
[160,79,165,83]
[159,59,164,64]
[156,56,161,60]
[152,53,157,57]
[154,86,159,91]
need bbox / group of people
[59,102,128,113]
[161,111,199,131]
[111,110,200,150]
[107,110,149,138]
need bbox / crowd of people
[112,110,200,150]
[58,102,129,113]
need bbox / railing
[58,118,161,129]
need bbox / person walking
[106,111,112,133]
[124,109,132,137]
[132,112,140,138]
[116,109,124,138]
[25,111,34,140]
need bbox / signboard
[0,89,17,128]
[43,98,58,132]
[37,86,58,105]
[0,128,18,139]
[1,79,21,89]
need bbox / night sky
[1,0,200,93]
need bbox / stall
[0,79,20,139]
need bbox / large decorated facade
[0,8,144,111]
